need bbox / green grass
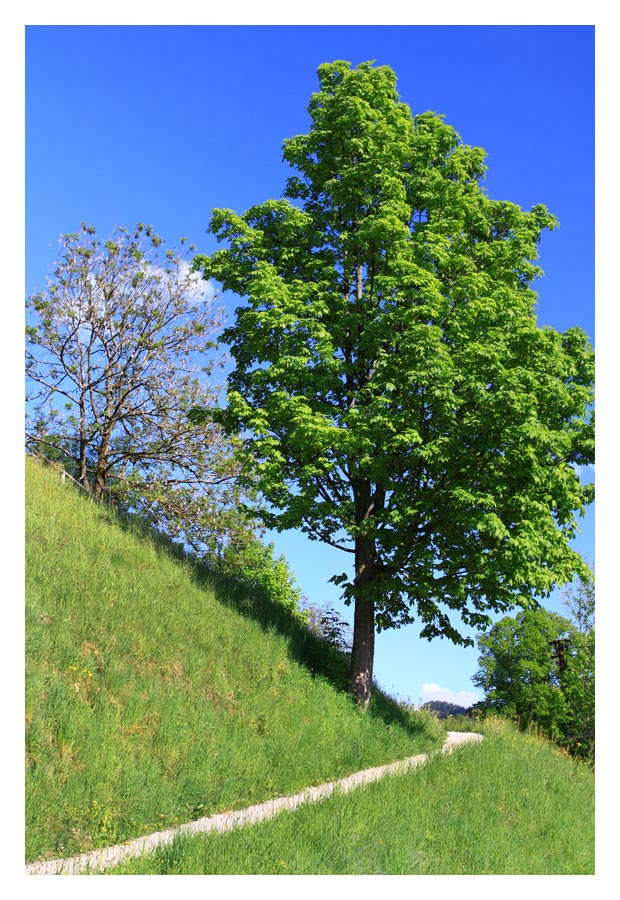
[26,457,443,864]
[108,717,594,875]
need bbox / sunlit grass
[110,718,594,875]
[26,457,443,863]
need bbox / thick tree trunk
[349,591,375,707]
[349,494,376,706]
[93,460,107,500]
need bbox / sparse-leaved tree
[26,223,245,555]
[561,572,595,634]
[193,60,594,705]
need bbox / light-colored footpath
[26,731,483,876]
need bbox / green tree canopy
[193,60,594,705]
[473,602,594,759]
[473,609,573,736]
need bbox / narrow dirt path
[25,731,483,875]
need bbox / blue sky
[25,23,595,707]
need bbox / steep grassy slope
[25,457,442,863]
[110,718,595,876]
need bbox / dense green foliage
[193,59,594,704]
[109,718,594,875]
[473,601,594,761]
[212,530,302,615]
[25,457,443,863]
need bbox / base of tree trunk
[348,595,375,707]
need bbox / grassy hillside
[109,717,594,875]
[25,457,443,864]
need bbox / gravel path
[25,731,483,876]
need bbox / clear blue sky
[25,24,594,706]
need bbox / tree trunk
[78,399,90,491]
[93,427,112,500]
[93,459,107,500]
[349,514,376,706]
[349,591,375,707]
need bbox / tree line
[27,60,594,712]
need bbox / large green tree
[194,60,594,705]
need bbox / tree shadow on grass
[195,563,427,737]
[108,506,428,739]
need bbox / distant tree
[300,599,353,653]
[473,609,571,737]
[26,223,245,555]
[473,605,594,759]
[559,572,595,759]
[561,625,595,760]
[561,572,595,633]
[422,701,469,719]
[193,60,594,706]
